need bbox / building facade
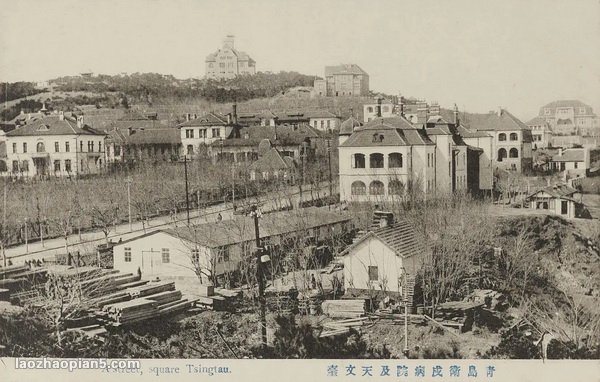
[314,64,369,97]
[205,35,256,80]
[526,116,553,149]
[178,111,238,158]
[538,100,599,137]
[2,113,106,178]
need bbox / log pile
[321,299,366,319]
[103,298,159,325]
[319,317,370,338]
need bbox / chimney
[453,104,460,126]
[193,113,197,119]
[227,114,231,124]
[128,127,134,136]
[27,113,31,120]
[370,211,394,230]
[223,35,235,50]
[498,107,503,116]
[77,115,84,128]
[376,97,382,118]
[58,111,64,121]
[558,147,564,156]
[232,103,238,125]
[417,101,428,126]
[186,113,190,121]
[430,102,440,116]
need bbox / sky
[0,0,598,120]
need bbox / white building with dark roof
[314,64,369,97]
[2,113,106,178]
[526,116,553,149]
[538,100,599,137]
[205,35,256,80]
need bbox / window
[161,248,170,263]
[574,162,578,169]
[36,142,45,152]
[498,148,507,161]
[124,247,132,262]
[313,120,317,128]
[212,128,220,137]
[219,246,230,263]
[21,160,28,172]
[352,153,365,168]
[498,133,506,141]
[23,143,27,153]
[65,160,71,172]
[88,141,94,152]
[327,120,331,129]
[389,180,404,195]
[65,142,70,152]
[388,153,403,168]
[579,107,586,114]
[80,141,83,152]
[54,142,59,152]
[187,145,194,155]
[186,129,194,138]
[369,153,384,168]
[369,181,384,195]
[372,133,384,143]
[320,120,324,129]
[368,266,378,281]
[544,108,551,115]
[191,249,200,264]
[351,181,366,195]
[54,160,60,172]
[509,133,518,141]
[114,145,121,156]
[367,106,373,113]
[12,143,16,153]
[509,148,519,158]
[12,161,18,172]
[199,129,207,138]
[98,141,102,152]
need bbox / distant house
[526,116,553,149]
[249,147,297,182]
[314,64,369,97]
[363,99,395,122]
[112,208,352,285]
[205,35,256,80]
[340,212,423,299]
[178,109,239,158]
[308,110,341,132]
[527,184,583,218]
[550,147,590,180]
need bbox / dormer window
[372,133,384,143]
[37,124,49,131]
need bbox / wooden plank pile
[370,312,426,325]
[428,301,484,334]
[319,317,370,338]
[321,299,366,319]
[103,298,159,325]
[194,287,240,311]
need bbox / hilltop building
[205,35,256,80]
[314,64,369,97]
[526,116,553,149]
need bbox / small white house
[340,214,423,297]
[527,184,582,219]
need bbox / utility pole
[327,139,333,208]
[184,155,190,225]
[24,218,28,255]
[2,182,6,267]
[402,268,409,358]
[231,164,236,210]
[126,177,133,232]
[251,205,267,350]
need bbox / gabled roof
[456,125,492,139]
[526,116,549,126]
[117,207,351,249]
[339,116,362,135]
[341,117,434,147]
[178,112,229,127]
[529,184,577,199]
[5,115,106,137]
[249,148,296,172]
[126,128,181,145]
[539,100,596,116]
[307,110,339,119]
[341,219,422,259]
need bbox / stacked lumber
[371,312,426,325]
[146,290,182,305]
[322,299,366,318]
[103,298,159,325]
[320,317,370,338]
[66,324,108,339]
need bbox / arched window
[369,181,385,195]
[509,133,518,141]
[351,181,366,195]
[498,133,506,141]
[509,148,519,158]
[369,153,384,168]
[21,160,29,172]
[36,142,45,153]
[352,153,365,168]
[0,160,6,172]
[367,107,373,113]
[498,148,507,162]
[389,180,404,195]
[388,153,403,168]
[187,145,194,155]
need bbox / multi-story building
[363,98,395,122]
[538,100,599,137]
[205,35,256,80]
[338,104,495,203]
[314,64,369,97]
[308,110,340,132]
[2,113,106,178]
[526,116,553,149]
[465,109,533,173]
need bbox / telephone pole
[327,139,333,208]
[184,155,190,225]
[251,205,267,350]
[2,182,6,267]
[126,177,133,232]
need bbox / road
[3,182,337,265]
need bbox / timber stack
[321,299,366,318]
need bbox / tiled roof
[361,116,416,130]
[178,112,229,127]
[161,207,352,248]
[551,148,585,162]
[339,116,362,135]
[456,125,492,138]
[307,110,339,119]
[126,128,181,145]
[341,125,434,147]
[220,125,320,147]
[530,184,577,199]
[325,64,368,76]
[341,219,422,259]
[5,115,106,137]
[118,110,149,121]
[526,116,549,126]
[539,100,596,116]
[249,148,296,172]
